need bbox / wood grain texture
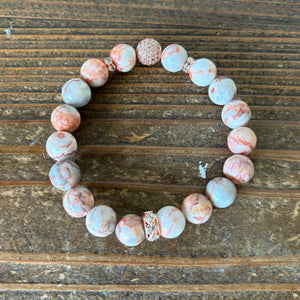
[0,0,299,299]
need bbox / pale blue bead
[206,177,236,208]
[62,78,91,108]
[86,205,117,237]
[161,44,188,73]
[208,78,237,105]
[189,58,217,87]
[157,206,185,239]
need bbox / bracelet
[46,38,257,247]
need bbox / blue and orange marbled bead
[157,206,186,239]
[182,194,212,224]
[63,186,94,218]
[206,177,237,208]
[62,78,91,108]
[115,214,145,247]
[86,205,117,237]
[49,160,81,191]
[46,131,77,161]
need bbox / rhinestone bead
[103,57,116,72]
[206,177,237,208]
[51,104,81,133]
[63,186,94,218]
[182,57,195,73]
[80,59,109,87]
[115,214,145,247]
[182,193,212,224]
[142,211,160,241]
[227,127,257,155]
[61,78,91,108]
[46,131,77,161]
[223,154,254,184]
[136,38,162,66]
[161,44,188,72]
[49,160,80,191]
[188,58,217,87]
[208,77,237,105]
[86,205,117,237]
[110,44,136,72]
[157,206,186,239]
[222,100,251,129]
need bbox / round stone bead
[80,59,109,87]
[110,44,136,72]
[188,58,217,87]
[228,127,257,155]
[223,154,254,184]
[157,206,185,239]
[115,214,145,247]
[208,78,237,105]
[136,38,162,66]
[51,104,81,133]
[182,194,212,224]
[161,44,188,73]
[86,205,117,237]
[62,78,91,108]
[221,100,251,129]
[49,160,81,191]
[63,186,94,218]
[46,131,77,161]
[206,177,237,208]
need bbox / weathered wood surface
[0,0,299,299]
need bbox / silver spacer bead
[142,211,160,241]
[103,57,116,73]
[182,57,195,73]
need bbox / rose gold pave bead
[136,38,162,66]
[103,57,116,73]
[182,57,195,73]
[142,211,160,241]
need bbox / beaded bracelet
[46,39,257,247]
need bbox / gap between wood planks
[0,180,299,199]
[0,251,299,267]
[1,67,299,73]
[0,92,298,99]
[0,283,299,293]
[1,26,299,36]
[0,103,299,110]
[0,145,299,161]
[0,119,299,126]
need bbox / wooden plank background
[0,0,299,299]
